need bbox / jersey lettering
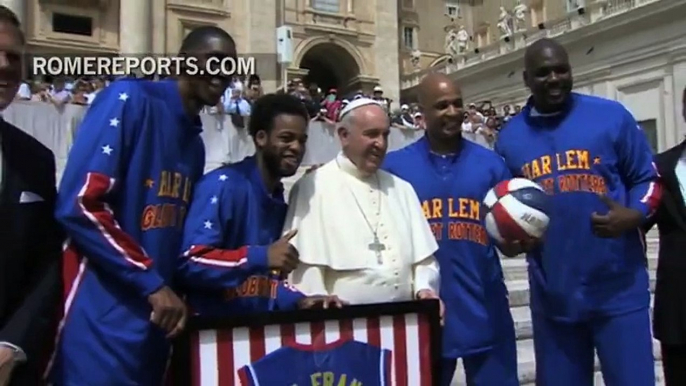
[421,197,487,245]
[520,149,607,195]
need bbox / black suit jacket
[0,119,62,385]
[645,140,686,345]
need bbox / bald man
[47,26,237,386]
[285,99,442,315]
[383,74,519,385]
[495,38,660,386]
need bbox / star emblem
[593,156,601,165]
[210,195,218,204]
[101,145,113,155]
[218,174,228,181]
[203,220,213,229]
[109,117,119,127]
[119,93,128,101]
[144,179,154,188]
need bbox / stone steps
[448,237,662,385]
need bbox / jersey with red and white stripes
[238,339,391,386]
[190,313,435,386]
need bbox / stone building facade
[3,0,400,103]
[398,0,686,152]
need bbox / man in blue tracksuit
[47,27,236,386]
[177,93,343,316]
[495,38,661,386]
[384,73,519,386]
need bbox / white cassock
[284,152,440,304]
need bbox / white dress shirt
[675,147,686,205]
[15,83,31,100]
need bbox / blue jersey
[384,137,512,358]
[50,79,206,385]
[238,340,391,386]
[178,157,305,316]
[495,93,661,322]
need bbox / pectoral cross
[368,235,386,263]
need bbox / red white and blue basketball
[483,178,551,244]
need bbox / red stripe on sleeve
[185,245,249,267]
[78,172,152,269]
[641,181,662,215]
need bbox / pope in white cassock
[283,98,442,309]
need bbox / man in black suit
[644,85,686,386]
[0,6,62,386]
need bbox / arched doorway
[299,43,360,95]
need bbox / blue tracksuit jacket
[384,137,514,358]
[494,93,661,322]
[177,156,305,317]
[48,79,206,386]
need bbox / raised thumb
[281,229,298,241]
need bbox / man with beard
[285,99,442,317]
[382,73,519,386]
[643,86,686,386]
[177,93,343,317]
[0,6,62,386]
[495,38,661,386]
[47,26,236,386]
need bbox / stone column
[0,0,24,25]
[247,0,278,92]
[374,0,400,107]
[119,0,151,55]
[151,0,166,55]
[671,58,686,145]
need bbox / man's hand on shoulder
[591,195,643,238]
[297,295,347,310]
[416,290,444,325]
[0,347,16,386]
[147,286,188,338]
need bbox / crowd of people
[15,73,521,146]
[4,3,686,386]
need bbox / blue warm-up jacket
[384,137,514,359]
[49,79,206,386]
[495,93,661,322]
[177,156,305,317]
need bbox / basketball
[483,178,551,244]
